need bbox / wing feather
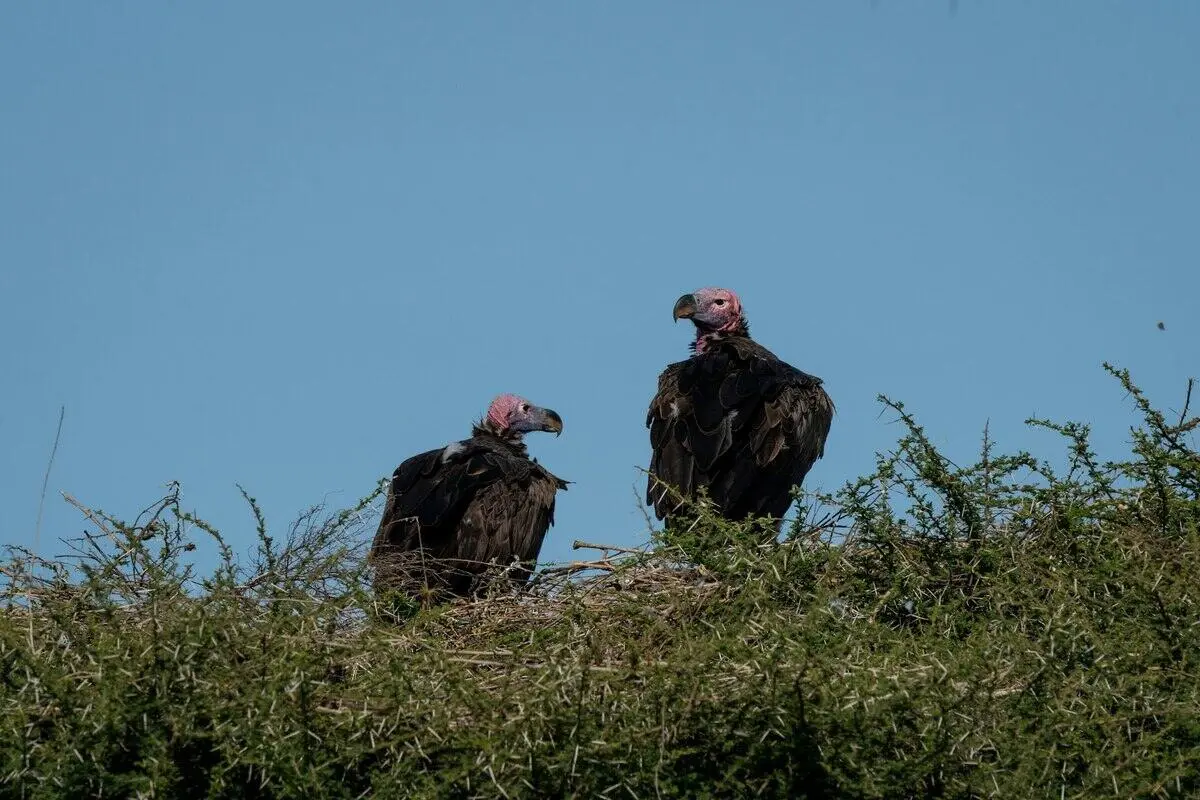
[647,337,835,527]
[370,436,566,599]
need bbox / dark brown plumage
[369,394,568,601]
[646,288,834,532]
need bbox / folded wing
[370,438,567,599]
[647,338,833,527]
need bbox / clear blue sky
[2,3,1196,572]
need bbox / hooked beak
[541,408,563,437]
[673,294,697,322]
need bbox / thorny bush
[1,363,1197,799]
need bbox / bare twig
[632,481,657,533]
[34,406,65,555]
[1178,378,1194,430]
[572,540,645,556]
[61,492,118,546]
[534,560,617,580]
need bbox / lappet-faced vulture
[646,287,834,532]
[369,394,568,601]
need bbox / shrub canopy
[2,364,1197,799]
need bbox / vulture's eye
[714,299,727,306]
[520,404,530,413]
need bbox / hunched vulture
[646,287,834,532]
[369,394,568,601]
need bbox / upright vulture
[646,287,834,532]
[369,394,568,601]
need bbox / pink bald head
[673,287,745,333]
[487,394,527,430]
[484,394,564,437]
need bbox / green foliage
[1,364,1198,798]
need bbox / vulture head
[673,287,745,335]
[485,394,564,437]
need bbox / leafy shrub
[1,363,1196,798]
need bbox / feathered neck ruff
[472,419,528,453]
[691,318,751,354]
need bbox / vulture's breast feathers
[647,335,834,511]
[387,433,568,531]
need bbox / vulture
[646,287,834,532]
[369,394,568,601]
